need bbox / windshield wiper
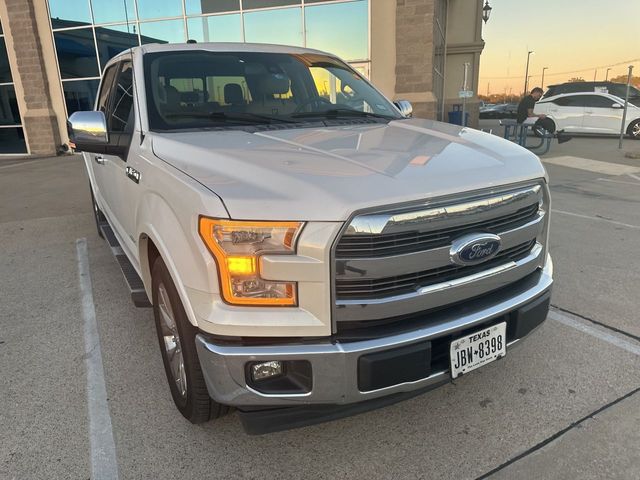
[164,111,297,124]
[291,108,395,120]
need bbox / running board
[99,222,151,308]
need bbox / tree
[567,77,586,83]
[609,74,640,88]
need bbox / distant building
[0,0,486,156]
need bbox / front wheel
[151,256,230,423]
[627,119,640,139]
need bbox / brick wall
[395,0,437,119]
[5,0,61,155]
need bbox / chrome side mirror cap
[67,111,108,146]
[394,100,413,118]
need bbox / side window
[583,95,616,108]
[96,64,118,113]
[110,61,134,133]
[553,95,587,107]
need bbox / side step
[99,222,152,308]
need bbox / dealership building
[0,0,486,156]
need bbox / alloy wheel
[157,283,187,398]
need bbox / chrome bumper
[196,258,553,407]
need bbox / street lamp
[541,67,548,89]
[524,50,534,94]
[482,1,493,23]
[605,68,612,81]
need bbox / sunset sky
[478,0,640,96]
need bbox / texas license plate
[450,322,507,379]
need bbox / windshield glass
[144,50,402,130]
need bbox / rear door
[581,94,624,134]
[547,95,586,132]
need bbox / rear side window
[110,61,134,133]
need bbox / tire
[89,184,106,239]
[533,120,555,138]
[627,119,640,140]
[151,256,230,423]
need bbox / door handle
[585,110,593,114]
[94,155,106,165]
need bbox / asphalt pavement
[1,132,639,479]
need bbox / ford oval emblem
[450,233,502,266]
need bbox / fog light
[251,361,283,381]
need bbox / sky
[479,0,640,96]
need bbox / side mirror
[394,100,413,118]
[612,103,623,109]
[67,111,108,151]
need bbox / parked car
[67,43,553,433]
[542,82,640,107]
[534,92,640,138]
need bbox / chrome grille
[332,183,549,325]
[336,240,535,300]
[335,203,539,258]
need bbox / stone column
[395,0,437,119]
[3,0,62,155]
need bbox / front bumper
[196,258,553,408]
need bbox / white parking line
[76,238,120,480]
[548,309,640,357]
[551,209,640,230]
[628,173,640,182]
[597,177,640,186]
[543,156,640,176]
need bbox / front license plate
[450,322,507,379]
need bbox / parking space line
[543,156,640,176]
[596,177,640,186]
[548,309,640,357]
[76,238,120,480]
[551,209,640,230]
[628,173,640,182]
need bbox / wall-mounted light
[482,1,493,24]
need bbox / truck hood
[152,118,547,221]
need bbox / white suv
[534,92,640,138]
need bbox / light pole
[541,67,548,89]
[524,50,534,95]
[605,68,612,81]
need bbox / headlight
[198,217,303,306]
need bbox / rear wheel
[627,119,640,139]
[151,256,231,423]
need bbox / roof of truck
[110,42,333,65]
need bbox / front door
[581,94,624,134]
[99,60,139,260]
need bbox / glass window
[305,0,368,61]
[554,96,588,107]
[242,0,300,9]
[186,14,242,43]
[185,0,240,15]
[96,63,119,113]
[140,20,186,44]
[143,50,399,131]
[110,62,134,132]
[96,24,139,70]
[0,37,12,83]
[243,8,303,46]
[0,85,21,125]
[62,79,100,114]
[583,95,618,108]
[53,29,100,79]
[49,0,92,29]
[136,0,183,21]
[0,18,3,35]
[91,0,136,25]
[0,127,28,154]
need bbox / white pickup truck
[68,43,553,434]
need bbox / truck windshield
[143,50,402,130]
